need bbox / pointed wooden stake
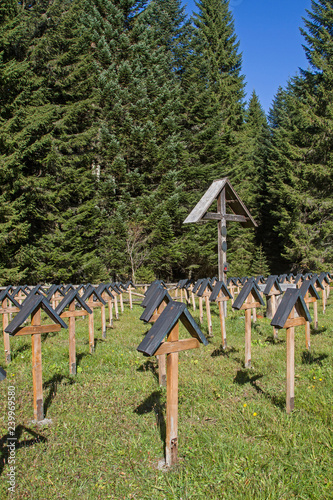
[165,323,179,467]
[31,309,43,422]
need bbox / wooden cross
[5,294,67,421]
[261,276,283,340]
[140,286,173,387]
[0,289,21,363]
[56,289,92,375]
[137,301,208,468]
[209,281,232,349]
[183,178,257,287]
[232,281,265,368]
[271,288,312,413]
[81,286,107,353]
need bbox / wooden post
[271,294,278,340]
[322,287,326,314]
[165,323,179,467]
[156,302,166,387]
[313,301,318,329]
[286,311,295,414]
[68,301,76,375]
[31,309,43,422]
[217,190,227,317]
[114,294,119,320]
[119,292,124,313]
[191,288,196,311]
[198,296,203,324]
[2,299,11,363]
[88,297,95,354]
[129,286,133,310]
[305,321,311,351]
[204,294,212,335]
[244,297,252,369]
[218,300,227,349]
[108,297,113,328]
[101,302,106,339]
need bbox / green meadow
[0,291,332,499]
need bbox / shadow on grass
[43,374,75,417]
[301,351,329,365]
[135,390,166,453]
[137,360,159,384]
[310,325,327,335]
[0,425,47,477]
[233,369,285,410]
[41,331,59,342]
[12,343,30,358]
[211,346,239,358]
[264,336,285,345]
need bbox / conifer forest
[1,0,333,285]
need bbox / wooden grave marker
[232,281,265,368]
[139,286,173,386]
[271,288,312,413]
[183,178,257,304]
[5,294,67,422]
[209,280,232,349]
[262,275,283,339]
[81,286,107,353]
[137,301,208,467]
[298,281,320,350]
[96,284,115,337]
[0,288,21,364]
[56,289,92,375]
[196,279,213,335]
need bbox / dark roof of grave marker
[137,301,208,356]
[298,280,320,300]
[0,366,6,381]
[55,289,92,315]
[124,280,136,289]
[140,288,173,323]
[192,279,204,294]
[232,281,265,310]
[96,283,114,298]
[183,178,257,228]
[141,283,164,308]
[311,276,325,290]
[318,272,330,284]
[209,281,232,302]
[5,294,67,335]
[46,285,66,301]
[0,288,21,308]
[197,279,213,297]
[263,276,282,296]
[271,288,311,329]
[294,274,304,284]
[81,285,106,305]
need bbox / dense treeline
[0,0,332,284]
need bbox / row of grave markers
[0,281,140,422]
[136,272,331,466]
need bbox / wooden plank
[165,323,179,467]
[68,301,76,375]
[0,307,20,314]
[14,324,62,336]
[286,321,295,414]
[284,317,306,328]
[240,301,262,310]
[31,309,43,421]
[183,179,227,223]
[244,305,252,369]
[155,338,200,356]
[60,310,89,318]
[3,309,11,363]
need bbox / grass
[0,291,332,499]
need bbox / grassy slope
[0,292,332,499]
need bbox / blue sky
[183,0,313,114]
